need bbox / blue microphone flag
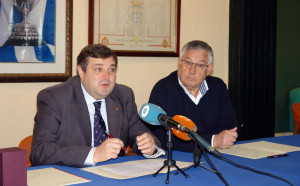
[139,103,166,125]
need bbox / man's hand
[93,138,124,163]
[136,132,156,155]
[213,127,238,149]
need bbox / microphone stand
[199,144,229,186]
[174,144,216,174]
[185,132,229,186]
[153,128,189,184]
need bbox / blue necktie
[93,101,108,147]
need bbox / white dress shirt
[81,84,164,165]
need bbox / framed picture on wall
[0,0,72,82]
[89,0,181,57]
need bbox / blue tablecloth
[28,134,300,186]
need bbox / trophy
[5,0,43,46]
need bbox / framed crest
[89,0,181,57]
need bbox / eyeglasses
[181,60,209,71]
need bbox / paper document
[82,158,193,179]
[218,141,300,159]
[27,167,91,186]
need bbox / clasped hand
[93,132,156,163]
[213,127,238,149]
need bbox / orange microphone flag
[172,115,197,141]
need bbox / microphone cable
[171,115,293,185]
[219,154,294,186]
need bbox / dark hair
[77,44,118,72]
[180,40,214,64]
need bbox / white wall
[0,0,229,148]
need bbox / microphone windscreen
[139,103,166,125]
[172,115,198,141]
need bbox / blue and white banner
[0,0,55,62]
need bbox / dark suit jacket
[30,76,161,167]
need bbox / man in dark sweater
[148,40,238,152]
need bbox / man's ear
[207,63,214,75]
[77,65,83,77]
[177,57,181,68]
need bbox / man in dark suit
[30,44,164,167]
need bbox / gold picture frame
[89,0,181,57]
[0,0,72,82]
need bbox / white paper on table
[27,167,91,186]
[82,158,194,179]
[218,141,300,159]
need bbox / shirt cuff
[211,135,215,147]
[84,147,96,166]
[143,146,166,159]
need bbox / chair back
[18,135,32,167]
[125,145,137,156]
[292,103,300,122]
[289,87,300,131]
[292,103,300,134]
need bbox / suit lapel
[71,76,92,145]
[105,93,122,137]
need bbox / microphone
[188,130,221,158]
[172,116,203,164]
[139,103,166,126]
[139,103,190,132]
[173,115,221,158]
[193,144,202,166]
[139,104,221,157]
[172,115,197,141]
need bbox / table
[28,134,300,185]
